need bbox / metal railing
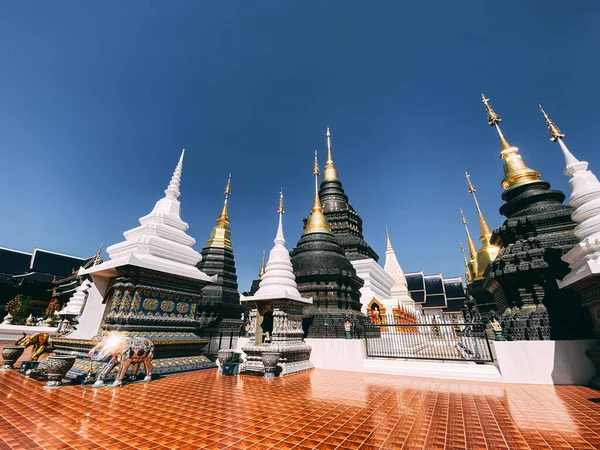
[364,321,494,363]
[198,330,237,356]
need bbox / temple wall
[493,339,597,385]
[305,338,366,372]
[68,276,110,339]
[351,259,394,314]
[0,324,58,341]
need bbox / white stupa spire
[540,106,600,286]
[384,227,414,308]
[241,190,310,303]
[81,150,214,282]
[164,149,184,199]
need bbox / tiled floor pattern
[1,357,600,449]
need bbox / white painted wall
[305,338,366,372]
[68,276,110,339]
[0,324,59,341]
[493,339,597,385]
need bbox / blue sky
[0,1,599,291]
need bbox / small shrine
[241,190,314,377]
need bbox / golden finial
[539,104,565,142]
[205,174,233,250]
[303,152,331,235]
[385,225,393,252]
[225,173,232,197]
[481,94,542,190]
[460,208,478,260]
[460,241,472,284]
[460,209,478,284]
[323,126,339,182]
[465,173,500,279]
[278,188,284,214]
[482,93,510,150]
[465,172,492,242]
[258,250,266,278]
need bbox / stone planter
[44,355,76,388]
[217,349,234,369]
[261,352,280,379]
[1,346,25,370]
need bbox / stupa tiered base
[242,300,314,377]
[242,342,314,377]
[53,267,218,381]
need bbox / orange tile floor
[1,359,600,449]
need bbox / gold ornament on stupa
[460,207,478,283]
[258,249,266,278]
[322,126,339,182]
[481,94,541,190]
[205,173,233,250]
[303,151,332,235]
[539,104,565,142]
[460,241,472,284]
[465,172,500,279]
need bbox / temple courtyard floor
[1,362,600,449]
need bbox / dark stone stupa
[479,96,593,341]
[291,153,366,338]
[195,175,244,331]
[304,128,379,262]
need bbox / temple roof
[0,247,32,276]
[0,246,97,287]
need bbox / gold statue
[15,332,52,361]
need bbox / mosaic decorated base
[66,355,216,383]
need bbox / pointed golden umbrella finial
[460,241,472,284]
[217,173,232,227]
[538,104,580,169]
[278,188,284,215]
[481,94,541,190]
[465,172,493,243]
[539,104,565,142]
[323,126,339,182]
[258,249,266,278]
[465,172,500,278]
[460,208,478,283]
[304,151,331,235]
[385,225,393,252]
[205,173,233,250]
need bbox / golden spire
[460,207,478,282]
[465,172,500,279]
[322,126,339,182]
[385,225,393,252]
[481,94,541,190]
[465,172,493,243]
[258,249,266,278]
[460,241,472,284]
[539,104,565,142]
[205,174,233,250]
[278,188,284,214]
[303,151,332,235]
[538,104,580,169]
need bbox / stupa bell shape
[540,106,600,285]
[244,192,310,303]
[383,228,414,308]
[87,150,213,282]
